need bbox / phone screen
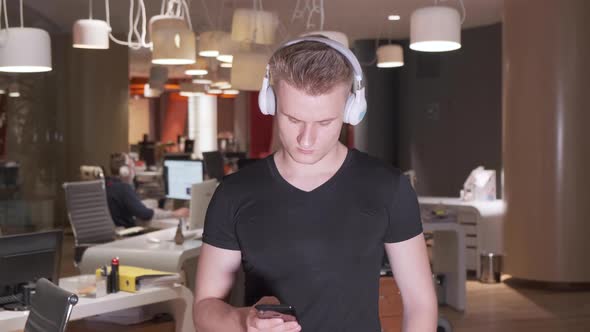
[255,304,297,322]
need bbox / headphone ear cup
[343,89,367,126]
[343,94,355,124]
[119,165,130,177]
[265,87,276,115]
[258,75,277,116]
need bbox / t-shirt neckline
[267,148,355,194]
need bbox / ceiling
[21,0,503,78]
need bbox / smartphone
[254,304,297,322]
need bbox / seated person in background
[106,152,189,228]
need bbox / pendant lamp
[377,44,404,68]
[231,8,278,45]
[73,0,110,49]
[230,52,269,91]
[0,0,52,73]
[151,15,196,65]
[410,6,461,52]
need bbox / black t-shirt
[202,149,422,332]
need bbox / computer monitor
[202,151,224,181]
[0,229,63,309]
[188,179,218,230]
[164,159,204,200]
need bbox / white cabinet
[419,197,506,276]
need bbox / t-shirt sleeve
[384,174,423,243]
[202,181,241,250]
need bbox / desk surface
[79,228,203,274]
[419,196,506,217]
[0,277,194,332]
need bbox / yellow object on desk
[96,265,177,293]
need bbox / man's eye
[289,117,299,124]
[319,121,332,126]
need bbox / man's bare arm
[385,233,438,332]
[193,243,247,331]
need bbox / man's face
[275,80,349,165]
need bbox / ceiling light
[73,1,110,49]
[217,55,233,63]
[73,19,111,49]
[206,88,222,95]
[388,15,401,21]
[193,78,212,85]
[0,28,52,73]
[377,44,404,68]
[231,8,278,45]
[151,15,196,65]
[223,89,239,95]
[180,82,205,96]
[410,6,462,52]
[230,52,270,91]
[220,62,232,68]
[8,83,20,98]
[198,31,226,57]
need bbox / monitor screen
[164,159,204,200]
[0,230,63,305]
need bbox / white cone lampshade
[180,82,206,97]
[231,8,278,45]
[216,32,239,63]
[73,19,110,49]
[0,28,52,72]
[198,31,226,57]
[150,15,196,65]
[230,52,269,91]
[185,57,209,76]
[410,6,461,52]
[300,31,349,48]
[377,44,404,68]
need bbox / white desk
[0,277,195,332]
[422,220,466,311]
[79,228,203,291]
[419,197,505,275]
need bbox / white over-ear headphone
[258,36,367,126]
[118,154,132,178]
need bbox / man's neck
[275,143,348,178]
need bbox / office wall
[129,97,150,145]
[399,24,502,197]
[354,24,502,197]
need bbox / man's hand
[246,297,301,332]
[172,207,189,218]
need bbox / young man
[194,37,437,331]
[106,152,188,228]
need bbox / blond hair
[269,39,354,96]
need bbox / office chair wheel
[437,317,453,332]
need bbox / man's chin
[289,150,322,165]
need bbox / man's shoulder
[349,149,404,181]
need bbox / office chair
[63,180,116,265]
[24,278,78,332]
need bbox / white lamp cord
[104,0,194,50]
